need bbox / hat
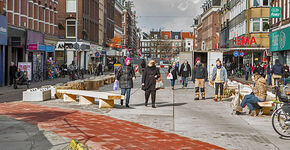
[195,57,201,63]
[125,57,131,66]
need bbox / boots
[201,89,205,100]
[213,95,218,102]
[172,86,174,90]
[219,95,223,102]
[194,93,199,100]
[249,110,257,116]
[120,100,124,105]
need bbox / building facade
[269,0,290,65]
[56,0,99,69]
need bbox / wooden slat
[58,90,124,100]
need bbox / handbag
[167,73,173,80]
[156,77,164,90]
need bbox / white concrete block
[23,89,51,101]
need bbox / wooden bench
[58,90,124,108]
[257,101,273,115]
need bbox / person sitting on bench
[240,73,267,116]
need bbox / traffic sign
[233,51,239,57]
[97,46,102,51]
[239,51,245,57]
[73,43,79,50]
[95,52,100,58]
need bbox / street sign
[233,51,239,57]
[81,44,86,50]
[270,7,281,18]
[239,51,245,57]
[73,43,79,50]
[95,52,100,58]
[97,46,102,51]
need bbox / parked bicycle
[33,72,43,82]
[272,86,290,137]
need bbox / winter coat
[179,63,191,77]
[192,64,207,79]
[211,66,228,82]
[168,66,179,80]
[141,61,146,69]
[142,66,160,91]
[244,65,250,73]
[272,63,284,76]
[266,64,273,75]
[284,66,289,78]
[10,65,17,77]
[252,76,267,101]
[116,65,136,89]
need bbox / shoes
[213,95,218,102]
[249,110,257,116]
[145,102,148,106]
[172,86,174,90]
[219,96,223,102]
[126,104,130,108]
[152,105,156,108]
[120,100,123,105]
[194,97,199,100]
[202,97,206,100]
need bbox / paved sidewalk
[0,102,224,150]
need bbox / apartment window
[175,35,178,39]
[251,0,269,7]
[164,35,168,40]
[66,19,76,38]
[154,34,157,39]
[251,18,269,32]
[66,0,76,13]
[179,42,181,46]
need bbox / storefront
[270,27,290,65]
[26,30,45,80]
[55,41,91,70]
[0,15,8,86]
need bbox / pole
[76,0,79,69]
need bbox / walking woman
[211,58,228,102]
[116,57,136,107]
[168,61,179,90]
[142,59,160,108]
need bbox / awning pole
[252,52,254,66]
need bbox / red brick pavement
[0,102,225,150]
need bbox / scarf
[183,64,187,72]
[217,65,222,69]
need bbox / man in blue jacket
[271,59,284,87]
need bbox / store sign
[270,7,281,18]
[270,27,290,52]
[38,45,54,52]
[28,44,38,50]
[0,15,8,45]
[233,36,257,45]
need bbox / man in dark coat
[179,60,191,88]
[266,61,273,85]
[9,62,18,86]
[142,59,160,108]
[192,57,208,100]
[116,57,136,107]
[141,59,146,73]
[271,59,284,87]
[244,63,251,81]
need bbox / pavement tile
[0,102,225,150]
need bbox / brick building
[1,0,58,86]
[104,0,115,46]
[56,0,99,69]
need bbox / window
[66,19,76,38]
[251,0,269,7]
[175,35,178,39]
[66,0,76,12]
[188,42,191,46]
[178,42,181,46]
[154,34,157,39]
[253,18,260,32]
[164,35,168,39]
[250,18,269,32]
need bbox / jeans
[241,95,260,112]
[215,83,224,95]
[245,72,250,80]
[283,78,288,85]
[121,88,131,105]
[182,77,188,87]
[145,90,156,105]
[170,79,175,87]
[267,74,272,85]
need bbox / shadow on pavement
[158,102,187,108]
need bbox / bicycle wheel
[33,74,40,82]
[272,107,290,137]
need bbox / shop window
[66,19,76,38]
[251,18,269,32]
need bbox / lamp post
[76,0,79,69]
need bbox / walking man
[192,57,207,100]
[244,63,250,81]
[9,62,18,86]
[211,58,228,102]
[179,60,191,88]
[272,59,284,87]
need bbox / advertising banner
[18,62,32,81]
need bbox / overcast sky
[133,0,203,33]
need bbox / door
[208,52,223,80]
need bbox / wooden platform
[58,90,124,108]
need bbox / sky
[133,0,204,33]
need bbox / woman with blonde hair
[142,59,160,108]
[168,61,179,90]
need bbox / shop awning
[221,48,268,55]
